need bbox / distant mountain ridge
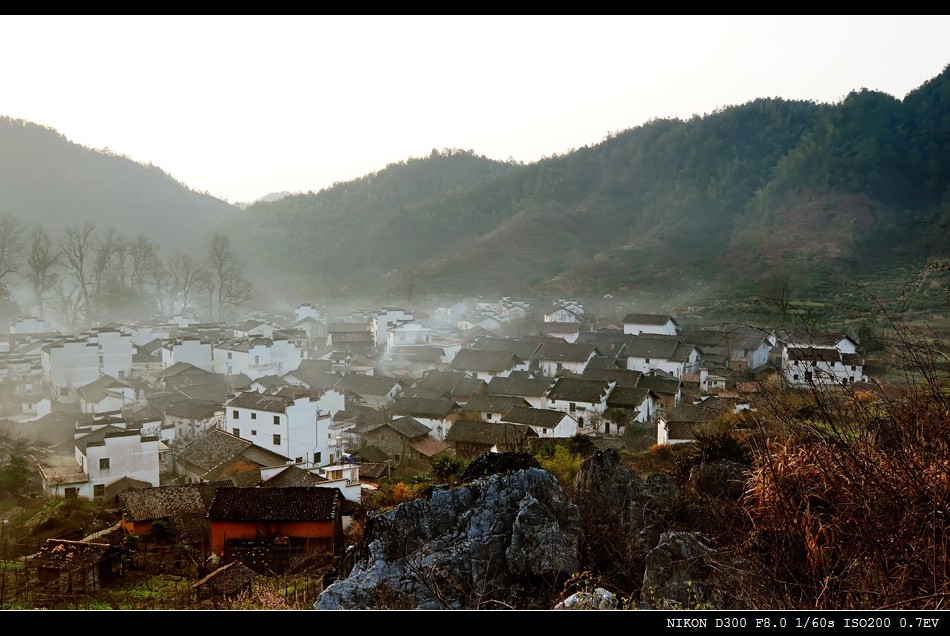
[230,63,950,299]
[0,116,237,251]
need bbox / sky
[2,15,949,204]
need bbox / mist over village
[1,16,950,612]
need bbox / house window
[569,403,576,412]
[274,415,280,425]
[227,352,232,360]
[273,434,281,446]
[118,370,125,378]
[645,358,650,364]
[295,457,303,463]
[315,452,321,463]
[251,430,257,436]
[99,458,110,470]
[233,410,239,419]
[251,412,257,420]
[94,484,105,498]
[233,428,240,436]
[255,355,260,365]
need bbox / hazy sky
[2,16,949,204]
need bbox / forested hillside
[0,117,237,252]
[231,63,950,300]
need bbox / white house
[42,339,100,402]
[77,375,136,414]
[625,335,701,379]
[162,338,213,372]
[546,378,615,427]
[372,307,413,347]
[500,406,578,438]
[782,346,865,387]
[10,316,48,334]
[87,329,133,380]
[40,428,160,500]
[387,322,433,352]
[622,313,679,336]
[214,337,306,380]
[226,392,332,466]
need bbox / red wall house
[207,487,343,557]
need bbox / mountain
[0,117,237,251]
[229,64,950,303]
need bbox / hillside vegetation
[230,64,950,303]
[0,117,237,252]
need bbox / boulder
[316,464,581,609]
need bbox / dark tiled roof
[228,392,294,413]
[463,394,530,414]
[164,400,221,420]
[204,456,264,488]
[581,367,644,388]
[622,314,677,326]
[500,406,567,429]
[208,487,340,522]
[787,347,841,363]
[34,540,122,571]
[606,386,654,409]
[548,378,612,403]
[177,430,251,473]
[336,375,401,398]
[445,420,535,445]
[636,374,681,395]
[416,370,470,394]
[239,445,290,468]
[450,349,523,373]
[192,561,257,595]
[262,466,327,488]
[407,435,448,458]
[535,342,599,362]
[390,396,459,419]
[120,482,231,523]
[476,337,543,361]
[486,376,554,398]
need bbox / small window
[251,430,257,436]
[569,403,576,412]
[273,434,281,446]
[273,415,280,425]
[251,412,257,420]
[118,370,125,378]
[645,358,650,364]
[233,410,239,419]
[295,457,303,463]
[233,428,240,436]
[227,352,232,360]
[99,458,110,470]
[94,484,105,498]
[315,452,321,463]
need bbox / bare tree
[57,223,95,321]
[147,257,171,315]
[26,226,58,319]
[400,266,424,306]
[167,250,203,314]
[128,234,158,293]
[0,214,24,293]
[206,233,253,321]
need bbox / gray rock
[640,531,765,610]
[574,449,681,556]
[554,587,618,610]
[316,466,582,610]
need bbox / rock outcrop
[574,449,680,558]
[316,465,581,609]
[641,531,766,609]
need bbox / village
[0,293,878,608]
